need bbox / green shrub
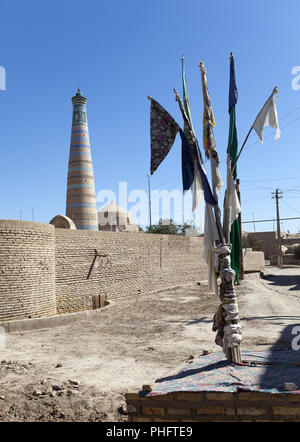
[294,245,300,260]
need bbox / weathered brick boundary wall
[55,230,207,314]
[126,391,300,422]
[0,220,56,321]
[270,254,300,266]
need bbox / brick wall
[0,221,207,320]
[0,220,56,321]
[126,391,300,422]
[55,229,207,314]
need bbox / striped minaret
[66,88,98,230]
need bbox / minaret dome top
[72,87,87,105]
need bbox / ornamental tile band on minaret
[66,88,98,230]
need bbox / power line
[281,199,300,215]
[242,176,300,183]
[242,216,300,224]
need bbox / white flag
[223,156,241,242]
[203,203,220,295]
[192,159,204,213]
[252,87,280,142]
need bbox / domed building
[97,201,139,232]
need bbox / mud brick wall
[0,220,56,321]
[55,229,207,314]
[243,249,265,273]
[126,391,300,422]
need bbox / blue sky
[1,0,300,232]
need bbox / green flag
[181,55,194,132]
[227,54,241,282]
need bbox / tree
[146,219,179,235]
[242,234,263,251]
[145,219,200,236]
[294,245,300,260]
[179,222,199,236]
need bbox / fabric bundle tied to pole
[212,244,242,358]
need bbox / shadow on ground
[261,273,300,291]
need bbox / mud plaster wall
[55,229,207,314]
[0,220,266,320]
[0,220,56,321]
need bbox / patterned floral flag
[149,97,180,175]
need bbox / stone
[45,386,52,395]
[57,390,67,396]
[68,379,80,386]
[142,384,153,392]
[55,363,62,368]
[52,384,63,391]
[33,389,43,396]
[202,349,212,356]
[283,382,298,391]
[0,396,5,400]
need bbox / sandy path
[0,265,299,421]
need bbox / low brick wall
[126,391,300,422]
[55,230,207,314]
[270,254,300,266]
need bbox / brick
[272,406,300,416]
[151,393,174,401]
[196,406,224,415]
[142,407,165,416]
[131,416,153,422]
[125,393,141,401]
[155,418,181,422]
[175,392,204,402]
[271,394,300,402]
[237,407,268,416]
[166,408,191,417]
[205,392,234,401]
[237,392,272,401]
[225,408,236,416]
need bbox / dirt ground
[0,265,300,422]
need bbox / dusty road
[0,265,300,421]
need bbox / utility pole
[252,212,256,232]
[147,174,152,227]
[272,189,283,266]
